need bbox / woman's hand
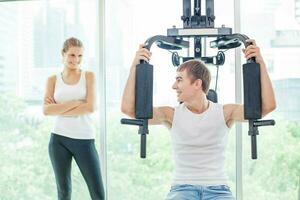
[45,96,56,105]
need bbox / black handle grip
[120,118,144,126]
[251,135,257,159]
[140,60,147,64]
[140,134,147,158]
[253,120,275,127]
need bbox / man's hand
[242,39,265,65]
[131,44,152,67]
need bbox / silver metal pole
[98,0,107,199]
[298,175,300,200]
[234,0,243,199]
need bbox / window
[2,0,295,199]
[241,0,300,199]
[0,1,99,199]
[105,0,236,199]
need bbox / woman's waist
[54,115,93,126]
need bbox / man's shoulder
[223,103,242,111]
[223,104,244,127]
[223,103,237,115]
[155,106,174,122]
[156,106,174,115]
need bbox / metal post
[234,0,243,199]
[98,0,107,198]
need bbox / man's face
[172,69,202,102]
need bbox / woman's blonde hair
[62,37,83,53]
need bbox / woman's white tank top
[52,71,94,139]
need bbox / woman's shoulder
[47,74,57,83]
[84,70,94,75]
[84,71,95,80]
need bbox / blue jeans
[49,133,105,200]
[166,184,235,200]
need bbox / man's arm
[121,44,151,118]
[150,107,174,128]
[121,45,174,127]
[224,39,276,128]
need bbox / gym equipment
[121,0,275,159]
[121,36,188,158]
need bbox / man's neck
[185,94,209,114]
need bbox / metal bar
[121,118,144,126]
[234,0,243,198]
[167,27,232,37]
[298,176,300,200]
[98,0,107,198]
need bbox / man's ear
[194,79,203,90]
[61,49,65,56]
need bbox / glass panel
[241,0,300,199]
[0,1,99,199]
[105,0,236,199]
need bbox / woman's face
[62,46,83,70]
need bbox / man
[121,40,276,199]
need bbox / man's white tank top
[53,71,94,139]
[170,101,229,186]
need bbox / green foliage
[0,95,299,199]
[288,122,300,139]
[243,119,300,200]
[0,94,26,131]
[0,94,91,200]
[107,111,173,200]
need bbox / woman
[43,37,105,200]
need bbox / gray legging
[48,133,105,200]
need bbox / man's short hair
[177,59,211,94]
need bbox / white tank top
[52,71,94,139]
[170,101,229,186]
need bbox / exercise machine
[121,0,275,159]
